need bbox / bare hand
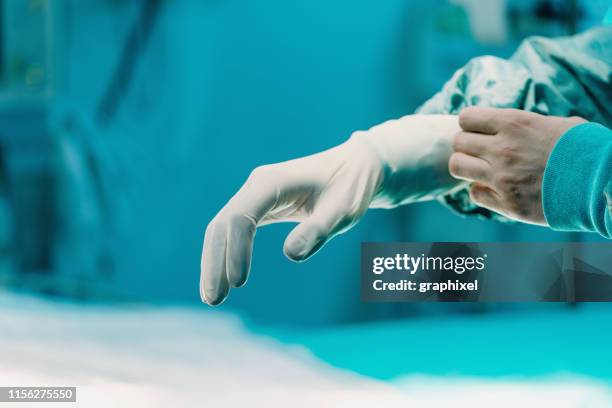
[449,107,586,225]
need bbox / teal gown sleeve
[542,122,612,238]
[415,26,612,221]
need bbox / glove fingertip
[283,234,310,262]
[284,233,328,263]
[201,286,228,306]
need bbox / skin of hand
[201,115,463,305]
[449,107,586,225]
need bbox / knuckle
[495,172,517,189]
[206,215,219,229]
[458,107,478,129]
[497,143,518,165]
[504,113,532,131]
[248,164,276,183]
[351,130,368,139]
[205,217,222,236]
[248,165,266,179]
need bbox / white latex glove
[201,115,462,305]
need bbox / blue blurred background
[1,0,612,399]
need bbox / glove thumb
[283,185,358,262]
[283,173,365,262]
[283,218,333,262]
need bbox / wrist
[352,115,463,208]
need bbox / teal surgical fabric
[543,122,612,238]
[416,27,612,221]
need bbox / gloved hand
[201,115,462,305]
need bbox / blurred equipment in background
[439,0,605,45]
[0,0,167,300]
[96,0,161,127]
[0,0,117,299]
[509,0,582,36]
[451,0,509,44]
[0,0,53,288]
